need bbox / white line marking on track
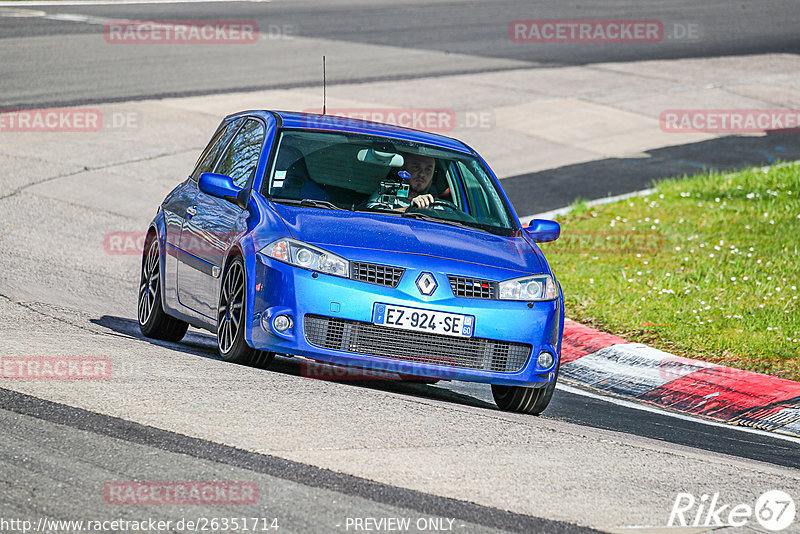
[521,162,800,223]
[0,8,120,24]
[0,0,268,6]
[0,7,271,33]
[557,382,800,445]
[521,188,655,223]
[44,12,112,24]
[0,7,46,15]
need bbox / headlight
[498,274,558,301]
[262,238,349,278]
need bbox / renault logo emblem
[416,272,437,295]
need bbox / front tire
[492,368,558,415]
[217,255,274,368]
[138,234,189,342]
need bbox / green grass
[542,161,800,381]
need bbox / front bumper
[248,253,562,386]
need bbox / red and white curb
[560,319,800,438]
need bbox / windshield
[263,129,516,235]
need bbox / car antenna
[322,55,327,115]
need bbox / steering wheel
[409,199,460,212]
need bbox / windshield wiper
[401,211,475,230]
[271,198,348,211]
[358,205,398,213]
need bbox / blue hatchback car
[138,110,564,414]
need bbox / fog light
[537,350,555,369]
[273,314,293,332]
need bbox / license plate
[372,303,474,338]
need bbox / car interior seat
[429,160,453,201]
[273,146,329,201]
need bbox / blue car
[138,110,564,414]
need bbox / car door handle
[186,205,197,217]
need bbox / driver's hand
[406,194,435,211]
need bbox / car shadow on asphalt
[93,315,222,361]
[93,315,497,411]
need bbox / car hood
[269,203,544,274]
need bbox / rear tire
[216,255,274,368]
[492,367,558,415]
[138,234,189,342]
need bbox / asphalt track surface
[1,0,800,108]
[0,389,588,534]
[1,2,800,532]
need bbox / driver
[366,153,436,212]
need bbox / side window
[215,119,266,189]
[456,161,509,226]
[190,118,244,182]
[459,162,490,217]
[444,162,466,210]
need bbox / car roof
[225,110,472,154]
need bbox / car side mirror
[198,172,246,208]
[524,219,560,242]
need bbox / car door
[177,118,266,319]
[165,117,243,314]
[173,117,244,314]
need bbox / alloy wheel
[217,260,244,354]
[138,238,160,325]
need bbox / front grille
[304,315,530,373]
[448,276,497,299]
[351,262,404,288]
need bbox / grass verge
[542,161,800,381]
